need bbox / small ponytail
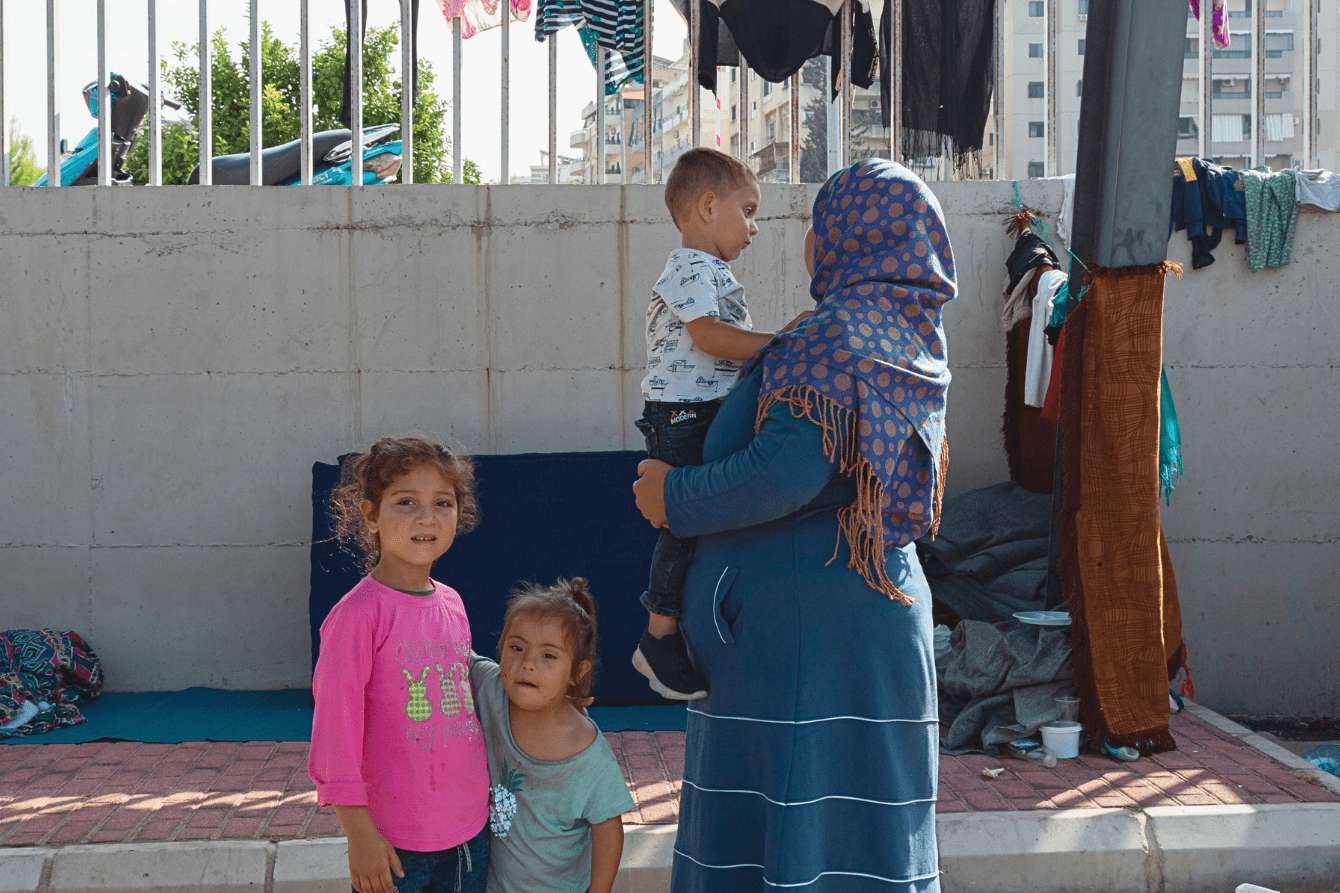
[499,576,600,700]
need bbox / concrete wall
[0,181,1335,716]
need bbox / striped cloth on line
[535,0,644,94]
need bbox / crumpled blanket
[915,481,1053,622]
[0,630,103,739]
[937,619,1075,755]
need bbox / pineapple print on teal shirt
[490,759,525,837]
[401,667,433,722]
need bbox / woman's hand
[334,805,403,893]
[633,459,672,529]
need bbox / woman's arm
[657,397,838,538]
[588,815,625,893]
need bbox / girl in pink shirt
[309,436,490,893]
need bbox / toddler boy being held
[631,148,776,700]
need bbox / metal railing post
[249,0,261,184]
[199,0,212,185]
[596,44,607,184]
[149,0,162,185]
[643,0,653,183]
[1303,0,1317,168]
[300,0,313,184]
[453,16,462,182]
[548,34,557,183]
[890,0,902,164]
[1198,0,1210,160]
[401,0,414,183]
[1252,0,1264,166]
[47,0,61,186]
[688,0,700,147]
[788,71,799,183]
[351,0,364,185]
[501,0,510,184]
[839,2,852,167]
[97,0,111,185]
[737,55,748,161]
[0,0,6,187]
[1045,0,1056,176]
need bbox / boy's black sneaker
[632,631,708,701]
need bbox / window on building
[1028,161,1045,178]
[752,101,758,118]
[1242,114,1252,137]
[731,69,736,83]
[1077,0,1089,13]
[750,140,757,152]
[1265,31,1293,57]
[1029,43,1043,58]
[1076,80,1084,96]
[1178,116,1198,138]
[763,80,773,96]
[1227,0,1249,16]
[769,121,777,141]
[1028,81,1044,98]
[1029,121,1044,138]
[1078,39,1086,55]
[731,105,737,121]
[1185,37,1198,58]
[1029,1,1043,15]
[1213,78,1251,98]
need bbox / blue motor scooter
[36,74,188,186]
[187,124,403,185]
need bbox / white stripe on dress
[681,778,936,809]
[673,849,942,887]
[688,707,939,725]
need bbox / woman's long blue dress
[664,366,941,893]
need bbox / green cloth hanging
[1159,367,1184,505]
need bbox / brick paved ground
[0,709,1334,847]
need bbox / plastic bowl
[1040,721,1082,759]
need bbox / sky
[2,0,689,184]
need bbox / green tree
[798,60,828,184]
[7,120,45,186]
[127,22,479,185]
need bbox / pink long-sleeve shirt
[308,576,490,851]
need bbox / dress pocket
[710,566,741,645]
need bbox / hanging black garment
[340,0,422,128]
[885,0,995,165]
[1005,231,1060,295]
[671,0,875,96]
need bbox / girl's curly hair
[331,435,480,573]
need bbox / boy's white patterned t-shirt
[640,248,754,403]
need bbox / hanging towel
[1295,169,1340,212]
[1159,368,1184,505]
[341,0,423,128]
[1242,168,1299,271]
[889,0,996,166]
[1025,270,1065,407]
[536,0,644,93]
[1188,0,1230,49]
[670,0,874,95]
[438,0,531,39]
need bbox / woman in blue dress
[633,158,955,893]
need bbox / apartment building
[994,0,1339,180]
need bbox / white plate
[1013,610,1072,627]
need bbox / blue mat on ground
[0,690,685,744]
[311,452,665,706]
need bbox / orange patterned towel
[1056,262,1186,755]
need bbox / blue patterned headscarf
[750,159,956,602]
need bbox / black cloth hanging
[340,0,422,128]
[671,0,875,96]
[884,0,995,165]
[1004,231,1060,295]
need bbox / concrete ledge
[611,825,675,893]
[1149,803,1340,893]
[272,839,346,893]
[1184,701,1340,797]
[47,841,270,893]
[0,850,49,893]
[936,808,1151,893]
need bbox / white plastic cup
[1040,721,1082,759]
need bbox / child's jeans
[358,823,488,893]
[634,399,721,618]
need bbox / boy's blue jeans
[355,823,488,893]
[634,399,721,619]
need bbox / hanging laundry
[887,0,995,165]
[536,0,644,94]
[1295,169,1340,212]
[341,0,424,128]
[1004,231,1060,297]
[669,0,874,95]
[1025,270,1066,408]
[1188,0,1230,50]
[1169,156,1246,270]
[439,0,531,39]
[1159,368,1185,505]
[1241,168,1299,271]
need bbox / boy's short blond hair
[664,148,759,229]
